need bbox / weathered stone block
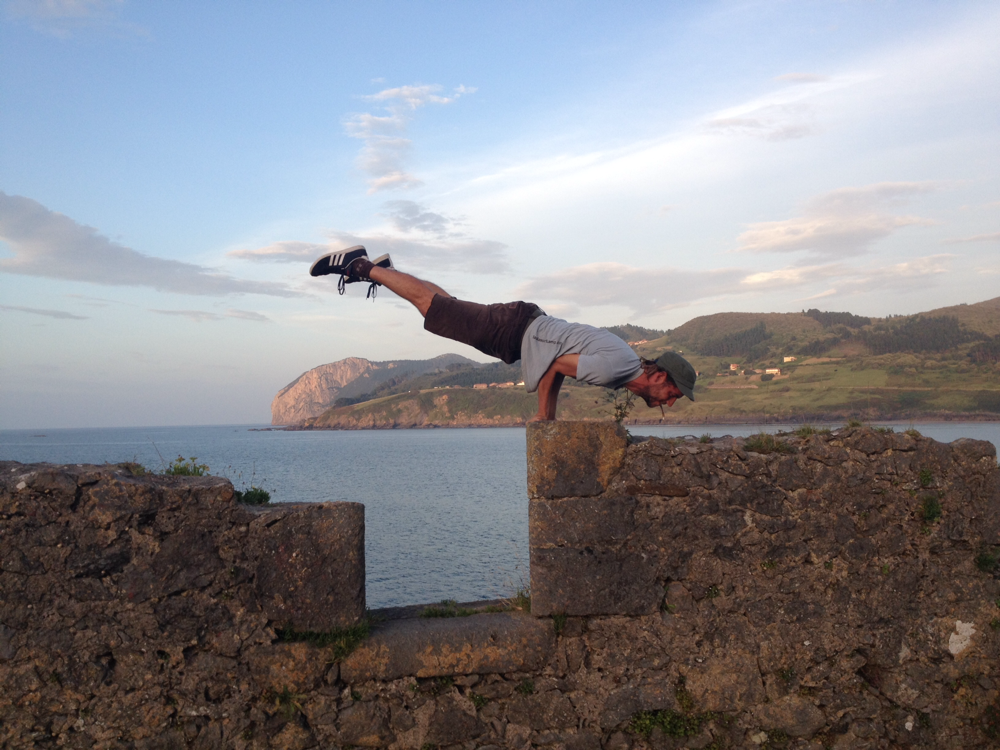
[530,545,660,616]
[340,613,555,682]
[529,495,636,547]
[248,502,365,630]
[527,421,627,499]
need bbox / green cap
[654,351,697,401]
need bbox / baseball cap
[654,351,697,401]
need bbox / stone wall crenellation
[1,423,998,749]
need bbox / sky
[1,0,998,429]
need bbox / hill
[281,296,1000,427]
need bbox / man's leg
[367,266,452,317]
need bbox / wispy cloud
[943,231,1000,244]
[150,308,271,323]
[736,182,937,257]
[774,73,829,84]
[701,74,853,141]
[344,83,474,194]
[515,254,953,316]
[515,263,747,316]
[0,192,298,297]
[0,303,87,320]
[5,0,141,37]
[230,199,508,274]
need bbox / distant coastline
[271,410,1000,431]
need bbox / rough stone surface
[249,501,365,630]
[341,612,556,682]
[3,424,1000,749]
[526,421,628,499]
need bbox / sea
[2,422,998,609]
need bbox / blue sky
[1,0,998,429]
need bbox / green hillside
[299,295,1000,428]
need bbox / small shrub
[629,708,712,739]
[990,618,1000,631]
[706,585,721,599]
[760,373,775,382]
[606,388,637,424]
[164,456,209,476]
[919,468,933,488]
[983,703,1000,741]
[421,600,476,618]
[552,612,567,636]
[470,692,488,709]
[516,679,535,695]
[676,676,696,713]
[777,667,796,683]
[874,425,894,434]
[823,561,834,570]
[905,428,921,437]
[235,486,271,505]
[269,686,305,720]
[118,461,148,476]
[920,495,942,523]
[699,433,712,443]
[743,433,796,455]
[845,419,863,428]
[275,620,371,662]
[508,586,531,613]
[794,424,831,437]
[975,548,1000,574]
[761,559,776,570]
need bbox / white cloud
[228,241,329,263]
[381,200,464,236]
[150,308,271,323]
[231,200,507,274]
[944,231,1000,244]
[5,0,141,37]
[0,303,87,320]
[0,192,298,297]
[345,83,474,194]
[774,73,829,84]
[514,255,954,316]
[737,182,937,257]
[514,263,747,316]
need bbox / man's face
[641,373,685,409]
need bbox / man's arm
[528,354,580,422]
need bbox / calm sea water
[2,421,997,608]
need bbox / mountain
[275,296,1000,427]
[270,354,477,425]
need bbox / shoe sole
[309,245,367,277]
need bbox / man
[310,246,696,422]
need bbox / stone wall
[2,423,999,749]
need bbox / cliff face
[271,354,477,425]
[271,357,373,425]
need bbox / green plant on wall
[606,387,636,424]
[164,456,209,476]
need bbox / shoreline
[267,411,1000,431]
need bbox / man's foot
[309,245,368,277]
[338,255,385,298]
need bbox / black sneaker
[309,245,368,277]
[371,253,394,273]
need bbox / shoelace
[337,274,379,300]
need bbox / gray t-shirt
[520,316,642,393]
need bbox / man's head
[633,351,697,410]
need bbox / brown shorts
[423,296,545,364]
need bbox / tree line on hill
[686,311,991,362]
